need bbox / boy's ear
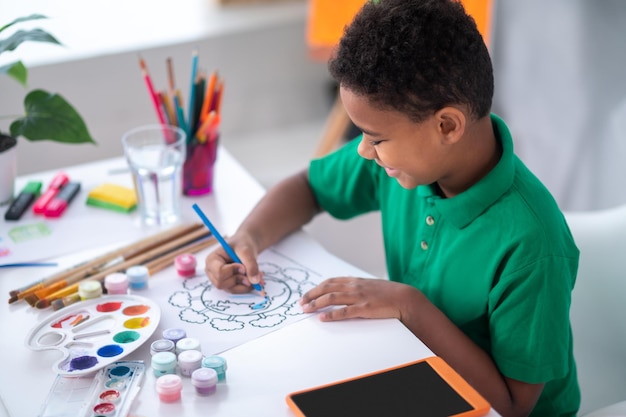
[435,107,466,144]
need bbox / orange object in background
[306,0,365,60]
[306,0,493,61]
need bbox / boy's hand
[299,277,420,322]
[204,235,264,294]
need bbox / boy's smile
[340,86,453,190]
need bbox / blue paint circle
[97,344,124,357]
[69,355,98,371]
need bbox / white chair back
[565,205,626,414]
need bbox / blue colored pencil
[191,204,265,293]
[186,49,199,139]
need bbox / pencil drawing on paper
[168,254,319,331]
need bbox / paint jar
[78,280,102,300]
[126,265,149,290]
[201,355,228,382]
[162,328,187,345]
[150,339,176,356]
[151,351,177,377]
[178,349,203,377]
[174,253,197,278]
[176,337,201,354]
[191,368,218,395]
[104,272,129,295]
[155,374,183,402]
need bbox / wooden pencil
[34,227,212,309]
[10,223,202,304]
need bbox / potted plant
[0,14,95,204]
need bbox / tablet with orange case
[286,356,491,417]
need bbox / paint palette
[25,294,160,376]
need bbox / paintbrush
[10,222,203,304]
[144,235,216,275]
[34,227,212,309]
[49,235,217,312]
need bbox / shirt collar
[417,113,515,229]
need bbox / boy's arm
[301,278,544,416]
[400,286,544,417]
[205,169,320,290]
[238,169,320,252]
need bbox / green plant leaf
[10,89,96,145]
[0,28,62,54]
[0,14,48,33]
[0,60,27,86]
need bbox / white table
[0,149,501,416]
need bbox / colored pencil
[191,203,265,295]
[139,56,167,125]
[186,49,199,139]
[199,71,218,124]
[10,223,203,304]
[34,226,213,309]
[166,57,176,94]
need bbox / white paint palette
[25,294,160,376]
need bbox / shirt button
[420,241,429,250]
[426,216,435,226]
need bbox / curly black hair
[328,0,494,122]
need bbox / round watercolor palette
[25,294,161,376]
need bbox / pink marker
[32,172,69,214]
[175,253,197,278]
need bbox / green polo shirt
[308,114,580,416]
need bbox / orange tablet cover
[286,356,491,417]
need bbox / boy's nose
[357,138,375,160]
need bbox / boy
[205,0,580,415]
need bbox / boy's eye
[369,140,383,146]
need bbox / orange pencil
[214,79,224,115]
[199,71,218,124]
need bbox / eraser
[87,183,137,210]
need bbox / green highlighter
[4,181,42,221]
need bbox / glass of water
[122,125,186,225]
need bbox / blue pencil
[191,204,264,293]
[186,49,199,139]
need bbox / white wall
[0,1,332,175]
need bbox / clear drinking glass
[122,125,186,225]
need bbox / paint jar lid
[150,339,176,355]
[104,273,129,294]
[126,265,149,289]
[162,328,187,344]
[178,349,203,366]
[191,368,218,388]
[176,337,201,353]
[174,253,197,277]
[78,280,102,300]
[151,351,177,370]
[155,374,183,394]
[201,355,227,373]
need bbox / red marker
[32,173,69,214]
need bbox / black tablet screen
[289,361,474,417]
